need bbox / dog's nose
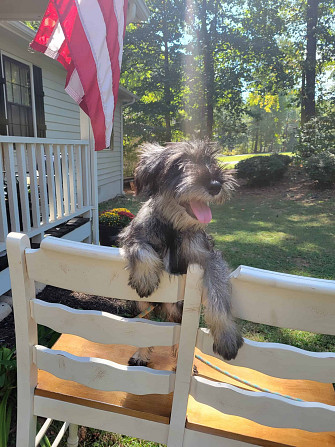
[208,180,222,196]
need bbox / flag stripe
[30,0,128,151]
[75,0,115,148]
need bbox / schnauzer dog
[119,140,243,366]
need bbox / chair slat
[31,299,181,347]
[26,237,186,303]
[34,345,175,395]
[190,376,335,432]
[197,328,335,383]
[230,266,335,335]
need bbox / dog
[119,140,243,366]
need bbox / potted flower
[99,208,134,247]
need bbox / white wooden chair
[7,232,335,447]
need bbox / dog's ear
[134,143,167,197]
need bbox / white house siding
[0,25,81,140]
[97,102,123,203]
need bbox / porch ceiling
[0,0,149,21]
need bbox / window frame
[0,50,38,137]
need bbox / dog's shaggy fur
[119,140,243,366]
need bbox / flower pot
[99,224,123,247]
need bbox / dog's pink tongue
[190,200,212,224]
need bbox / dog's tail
[202,250,243,361]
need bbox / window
[0,54,46,137]
[3,55,34,137]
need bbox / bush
[305,151,335,185]
[236,154,291,186]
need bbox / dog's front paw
[213,331,244,361]
[128,356,148,367]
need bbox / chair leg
[16,413,36,447]
[67,424,79,447]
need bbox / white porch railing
[0,136,93,293]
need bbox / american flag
[30,0,128,151]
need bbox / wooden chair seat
[36,334,335,447]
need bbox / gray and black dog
[119,140,243,366]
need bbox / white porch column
[80,110,99,245]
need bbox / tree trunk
[162,5,172,142]
[301,0,318,124]
[200,0,215,139]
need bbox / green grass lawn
[218,152,293,168]
[72,181,334,445]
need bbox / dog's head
[134,140,235,226]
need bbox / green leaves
[0,347,16,447]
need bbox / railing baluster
[26,143,40,228]
[82,144,90,206]
[53,145,64,218]
[36,144,49,225]
[61,145,70,215]
[0,144,8,241]
[45,144,57,222]
[75,145,83,209]
[68,145,76,213]
[16,143,31,233]
[3,142,20,232]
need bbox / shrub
[305,151,335,186]
[236,154,291,186]
[99,208,134,228]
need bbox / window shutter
[33,65,46,138]
[0,64,8,135]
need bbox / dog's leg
[202,250,243,360]
[124,242,164,298]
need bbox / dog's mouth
[183,200,212,224]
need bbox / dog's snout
[208,180,222,196]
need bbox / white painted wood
[6,233,37,446]
[36,144,49,225]
[196,328,335,383]
[167,265,203,447]
[230,265,335,335]
[16,143,31,232]
[26,237,186,302]
[53,145,64,218]
[34,345,176,394]
[35,418,52,446]
[67,424,79,447]
[61,145,70,215]
[67,145,76,213]
[75,145,83,209]
[51,422,69,447]
[82,145,90,206]
[0,136,88,145]
[27,143,41,228]
[183,429,254,447]
[31,299,181,347]
[0,145,9,241]
[3,143,20,231]
[45,144,57,222]
[0,267,11,295]
[61,221,91,242]
[34,396,169,445]
[90,148,99,245]
[190,376,335,432]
